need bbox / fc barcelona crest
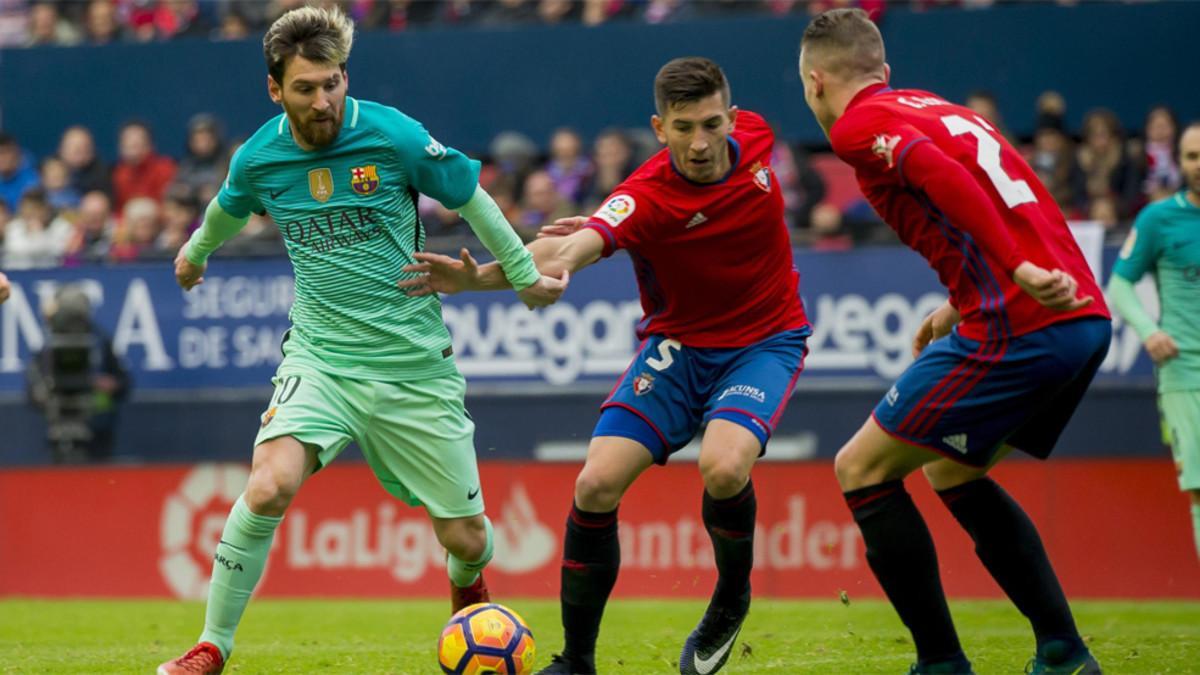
[308,168,334,203]
[749,161,772,193]
[350,165,380,196]
[633,372,655,396]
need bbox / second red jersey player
[830,83,1108,340]
[800,8,1107,675]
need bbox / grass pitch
[2,598,1198,673]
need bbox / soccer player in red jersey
[402,58,810,675]
[799,9,1108,674]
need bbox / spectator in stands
[1077,107,1139,219]
[965,90,1014,143]
[216,9,251,40]
[1030,119,1085,218]
[63,190,115,265]
[4,188,74,269]
[538,0,580,24]
[109,196,162,262]
[546,127,593,205]
[516,169,574,241]
[26,283,129,463]
[1087,195,1120,237]
[59,125,112,197]
[40,156,81,212]
[84,0,121,44]
[807,202,853,252]
[159,184,199,253]
[585,128,634,209]
[478,0,539,25]
[112,121,176,212]
[582,0,635,26]
[1139,105,1181,204]
[155,0,214,40]
[0,132,39,211]
[175,113,229,204]
[773,139,825,229]
[489,130,540,201]
[378,0,444,31]
[26,1,82,46]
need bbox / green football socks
[448,516,494,588]
[199,495,283,658]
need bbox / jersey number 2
[940,115,1037,209]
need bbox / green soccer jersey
[216,97,486,381]
[1113,191,1200,392]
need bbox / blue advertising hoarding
[0,245,1157,393]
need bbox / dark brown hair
[263,5,354,85]
[800,8,885,79]
[653,57,730,115]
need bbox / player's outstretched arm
[175,198,250,291]
[400,228,602,304]
[0,272,10,304]
[1107,274,1178,364]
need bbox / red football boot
[450,573,490,614]
[156,642,225,674]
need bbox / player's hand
[516,270,570,309]
[912,301,960,358]
[0,272,10,304]
[398,248,480,296]
[1144,330,1180,365]
[1013,261,1094,311]
[537,216,587,238]
[174,246,206,291]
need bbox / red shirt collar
[845,82,891,112]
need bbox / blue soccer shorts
[873,317,1111,467]
[593,327,811,464]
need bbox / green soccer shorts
[1159,390,1200,492]
[254,353,484,518]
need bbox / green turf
[1,598,1197,673]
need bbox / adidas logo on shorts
[942,433,969,454]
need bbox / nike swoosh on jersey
[269,185,293,200]
[693,631,738,674]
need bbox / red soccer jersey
[584,111,809,347]
[830,84,1110,341]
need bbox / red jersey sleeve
[583,190,652,257]
[831,105,1025,275]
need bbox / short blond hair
[263,5,355,85]
[801,8,885,80]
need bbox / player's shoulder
[733,109,773,142]
[1134,193,1182,228]
[355,99,447,156]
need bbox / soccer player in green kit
[1108,122,1200,562]
[157,7,567,674]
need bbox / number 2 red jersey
[830,84,1109,341]
[583,110,809,347]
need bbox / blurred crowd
[0,89,1187,268]
[0,0,1135,48]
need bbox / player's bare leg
[835,417,972,674]
[679,420,761,675]
[158,436,318,675]
[925,447,1100,673]
[538,436,653,675]
[432,513,493,613]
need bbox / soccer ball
[438,602,536,674]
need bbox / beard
[287,103,343,148]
